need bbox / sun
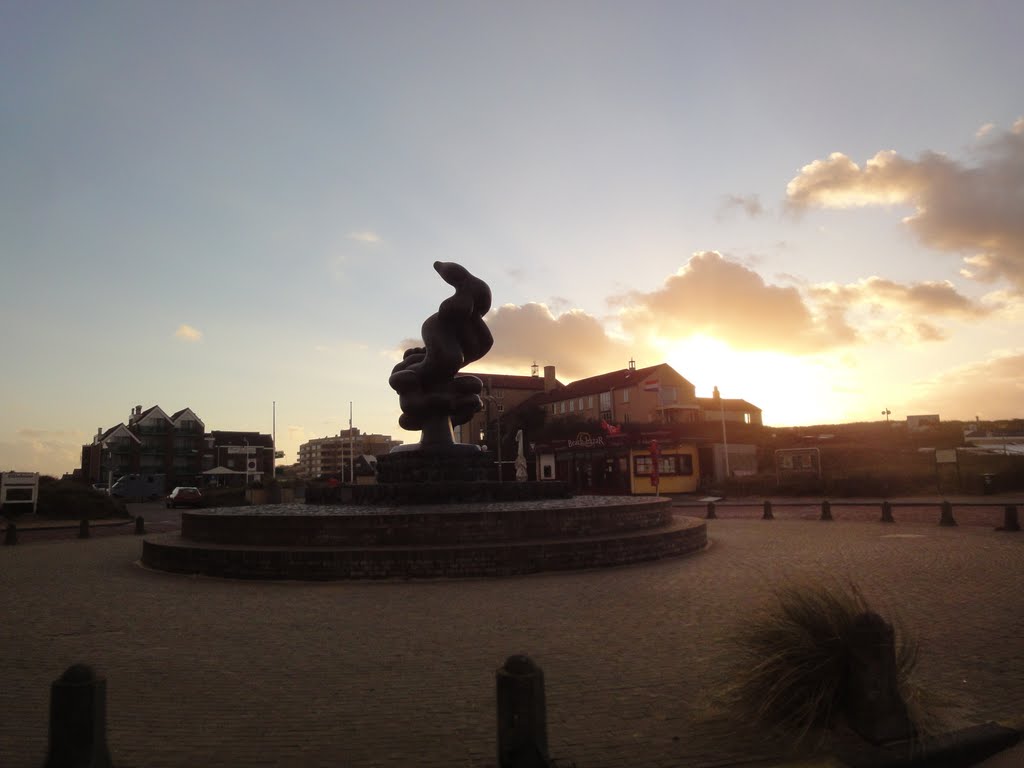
[662,334,848,427]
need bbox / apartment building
[80,405,275,488]
[297,429,403,478]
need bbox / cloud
[912,351,1024,419]
[482,303,631,379]
[347,231,381,244]
[719,193,764,218]
[786,120,1024,292]
[614,251,850,354]
[976,122,994,138]
[0,429,86,477]
[175,324,203,342]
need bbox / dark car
[166,486,203,508]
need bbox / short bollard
[880,501,895,523]
[998,505,1020,532]
[706,501,717,520]
[820,500,833,521]
[496,655,549,768]
[939,500,957,527]
[134,516,146,535]
[762,500,774,520]
[44,664,113,768]
[78,519,90,539]
[3,521,16,545]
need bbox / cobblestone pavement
[2,516,1022,767]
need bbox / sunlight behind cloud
[664,334,852,426]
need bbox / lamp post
[482,394,503,482]
[717,386,731,480]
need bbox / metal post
[880,500,895,523]
[999,505,1020,532]
[820,500,833,521]
[706,501,717,519]
[762,500,773,520]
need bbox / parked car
[91,482,108,493]
[166,487,203,508]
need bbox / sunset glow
[1,4,1021,476]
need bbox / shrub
[720,581,943,744]
[5,477,129,520]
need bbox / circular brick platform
[141,496,707,579]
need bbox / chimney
[543,365,557,393]
[713,386,721,401]
[628,358,636,370]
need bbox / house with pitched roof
[80,405,274,489]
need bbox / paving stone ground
[2,509,1022,767]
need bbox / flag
[642,377,660,392]
[600,419,621,435]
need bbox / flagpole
[349,401,354,484]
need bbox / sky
[2,1,1023,477]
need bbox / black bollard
[880,501,895,523]
[820,500,833,521]
[939,500,957,527]
[496,655,549,768]
[4,521,16,546]
[998,505,1020,532]
[706,501,717,520]
[134,516,146,535]
[78,519,90,539]
[44,664,113,768]
[762,500,774,520]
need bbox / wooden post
[998,505,1020,532]
[939,500,957,527]
[820,500,833,521]
[44,665,113,768]
[880,501,895,523]
[496,655,549,768]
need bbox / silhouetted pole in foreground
[939,501,957,527]
[820,500,833,521]
[44,664,113,768]
[496,655,549,768]
[999,505,1020,532]
[880,501,895,523]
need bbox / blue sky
[3,1,1023,476]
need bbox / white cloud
[175,324,203,342]
[786,121,1024,293]
[347,231,381,244]
[911,350,1024,419]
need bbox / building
[461,361,762,493]
[455,363,562,448]
[297,429,403,478]
[80,405,274,488]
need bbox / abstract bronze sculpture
[388,261,493,452]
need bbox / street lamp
[481,393,503,482]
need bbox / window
[744,413,752,424]
[569,399,574,413]
[578,398,584,411]
[633,454,694,476]
[599,392,612,411]
[588,396,594,408]
[623,389,630,403]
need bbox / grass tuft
[719,580,944,745]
